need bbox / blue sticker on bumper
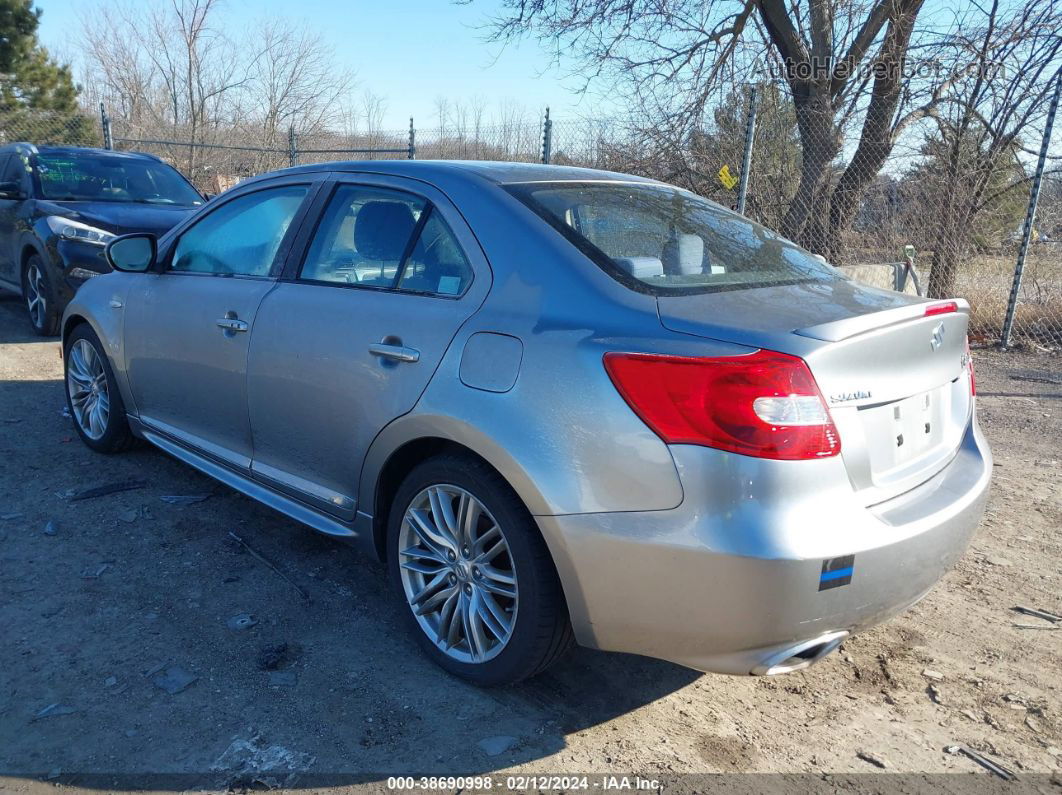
[819,555,855,591]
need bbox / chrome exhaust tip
[750,630,849,676]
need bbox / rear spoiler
[794,299,970,343]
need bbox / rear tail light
[965,336,976,396]
[603,349,841,460]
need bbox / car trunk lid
[657,279,973,505]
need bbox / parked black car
[0,143,204,335]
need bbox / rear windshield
[35,152,203,206]
[506,181,839,294]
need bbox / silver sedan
[61,161,991,686]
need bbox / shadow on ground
[0,305,701,789]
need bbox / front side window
[506,181,839,294]
[35,152,203,206]
[301,184,473,296]
[172,185,308,276]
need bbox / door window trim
[287,179,474,300]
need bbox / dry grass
[845,248,1062,348]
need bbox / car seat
[353,201,417,285]
[661,233,705,275]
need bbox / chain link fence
[2,92,1059,351]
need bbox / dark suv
[0,143,204,335]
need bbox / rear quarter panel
[359,179,754,517]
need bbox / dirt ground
[0,290,1060,792]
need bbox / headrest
[614,256,664,279]
[662,233,705,275]
[354,201,416,260]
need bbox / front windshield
[35,152,203,206]
[506,181,839,294]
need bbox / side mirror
[0,180,23,200]
[106,233,157,273]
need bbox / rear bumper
[536,418,991,675]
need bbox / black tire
[387,453,574,686]
[22,254,60,336]
[63,323,135,453]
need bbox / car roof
[0,143,163,162]
[246,159,662,189]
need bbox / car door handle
[368,343,420,363]
[216,318,249,332]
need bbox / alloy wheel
[398,485,518,663]
[25,263,46,330]
[67,339,110,440]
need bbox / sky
[34,0,613,131]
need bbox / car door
[246,175,491,520]
[123,178,318,470]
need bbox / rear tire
[387,453,573,686]
[64,324,135,453]
[23,255,60,336]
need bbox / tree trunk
[927,243,961,298]
[821,0,923,263]
[780,93,838,248]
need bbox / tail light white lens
[752,395,830,425]
[603,349,841,461]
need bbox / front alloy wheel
[67,338,112,440]
[399,485,518,663]
[63,324,134,453]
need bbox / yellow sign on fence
[718,165,739,190]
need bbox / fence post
[99,103,113,150]
[541,106,553,165]
[736,85,757,216]
[1001,70,1061,348]
[288,124,298,168]
[408,117,416,160]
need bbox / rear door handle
[216,318,249,332]
[368,343,420,363]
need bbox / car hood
[41,200,195,237]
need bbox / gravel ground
[0,291,1060,792]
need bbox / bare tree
[144,0,249,176]
[919,0,1062,297]
[477,0,981,258]
[78,0,357,181]
[78,0,250,178]
[245,18,354,146]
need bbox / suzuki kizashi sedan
[61,161,990,685]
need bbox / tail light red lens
[603,350,841,460]
[924,301,958,316]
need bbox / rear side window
[172,185,308,276]
[506,182,839,294]
[301,185,426,287]
[0,153,28,192]
[300,184,473,296]
[397,212,473,296]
